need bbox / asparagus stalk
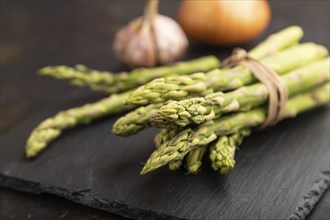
[151,58,330,128]
[247,26,303,59]
[25,91,133,158]
[209,129,251,174]
[39,56,220,93]
[141,83,330,174]
[127,43,328,106]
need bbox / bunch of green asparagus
[26,26,329,177]
[112,26,329,175]
[26,55,221,157]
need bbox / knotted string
[222,48,288,128]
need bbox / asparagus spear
[127,43,328,106]
[151,58,330,128]
[39,56,220,93]
[185,145,208,174]
[112,103,162,136]
[154,129,184,170]
[155,129,208,173]
[209,129,251,174]
[141,83,330,174]
[154,129,178,147]
[247,26,303,59]
[25,91,133,158]
[155,129,209,173]
[168,160,183,171]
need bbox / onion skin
[178,0,271,46]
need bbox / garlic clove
[153,15,188,64]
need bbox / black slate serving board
[1,1,330,219]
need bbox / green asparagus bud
[168,160,183,171]
[154,129,179,147]
[154,129,184,170]
[185,145,208,174]
[209,129,251,174]
[112,103,162,136]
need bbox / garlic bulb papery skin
[153,15,188,65]
[113,0,188,68]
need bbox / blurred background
[1,1,329,219]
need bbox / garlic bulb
[113,0,188,68]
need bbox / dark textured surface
[289,170,330,220]
[1,104,330,220]
[1,1,330,220]
[1,188,329,220]
[307,188,330,220]
[0,188,125,220]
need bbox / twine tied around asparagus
[222,48,288,128]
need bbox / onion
[178,0,271,46]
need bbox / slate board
[1,1,330,219]
[1,105,330,220]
